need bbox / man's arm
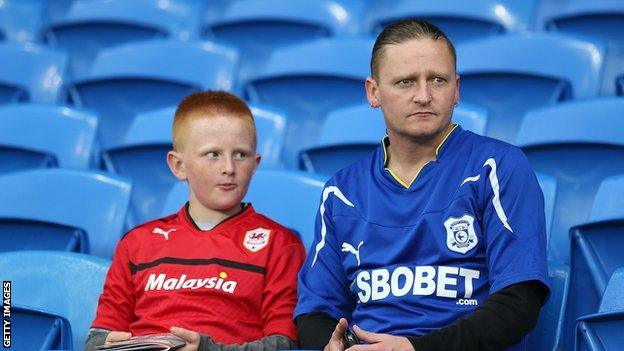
[296,281,547,350]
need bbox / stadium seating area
[0,0,622,349]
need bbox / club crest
[243,228,271,252]
[444,215,478,254]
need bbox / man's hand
[104,331,132,345]
[324,318,349,351]
[170,326,200,351]
[347,325,414,351]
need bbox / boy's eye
[233,152,248,160]
[206,151,220,159]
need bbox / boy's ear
[253,153,262,173]
[167,150,187,180]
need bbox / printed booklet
[94,333,186,351]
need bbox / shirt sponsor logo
[444,215,478,254]
[144,272,237,293]
[355,265,480,304]
[243,228,271,252]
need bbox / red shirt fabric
[92,204,306,344]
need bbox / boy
[87,91,306,351]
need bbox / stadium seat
[0,169,131,257]
[367,0,536,43]
[299,102,488,175]
[457,33,605,143]
[527,261,569,351]
[0,251,110,349]
[0,104,97,172]
[202,0,362,84]
[67,39,238,148]
[103,103,287,226]
[42,0,204,78]
[618,74,624,95]
[162,170,326,251]
[0,0,45,42]
[10,305,72,350]
[566,174,624,349]
[0,42,67,103]
[543,0,624,96]
[244,37,374,167]
[516,98,624,263]
[536,172,557,239]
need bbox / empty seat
[566,174,624,349]
[367,0,536,43]
[536,172,557,239]
[103,104,287,225]
[202,0,362,83]
[42,0,203,77]
[0,251,110,348]
[457,33,605,143]
[0,104,98,172]
[67,39,238,148]
[0,0,45,42]
[527,261,569,351]
[10,305,72,350]
[516,98,624,262]
[299,102,488,175]
[543,0,624,95]
[0,42,67,103]
[162,170,326,251]
[244,37,374,167]
[0,169,131,257]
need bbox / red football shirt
[92,204,306,344]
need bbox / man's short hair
[370,19,457,79]
[173,90,256,151]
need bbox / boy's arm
[197,334,296,351]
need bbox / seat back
[0,104,97,172]
[10,305,73,350]
[0,0,45,42]
[457,34,605,143]
[0,169,131,257]
[0,251,110,348]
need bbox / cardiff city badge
[243,228,271,252]
[444,215,478,254]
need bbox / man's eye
[397,79,413,86]
[432,77,446,85]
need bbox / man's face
[170,114,260,215]
[366,38,460,143]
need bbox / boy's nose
[222,156,235,175]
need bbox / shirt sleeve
[294,188,356,321]
[480,147,550,295]
[91,236,136,331]
[261,233,306,340]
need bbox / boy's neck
[187,201,242,226]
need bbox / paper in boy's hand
[94,333,186,351]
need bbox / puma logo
[341,241,364,266]
[152,227,176,240]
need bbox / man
[295,19,550,351]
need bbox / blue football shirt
[295,125,550,350]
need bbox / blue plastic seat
[457,33,605,143]
[299,102,488,175]
[162,170,326,251]
[565,174,624,349]
[67,39,238,148]
[10,305,72,350]
[202,0,362,84]
[42,0,203,78]
[527,261,569,351]
[618,74,624,95]
[543,0,624,96]
[0,0,46,42]
[0,42,67,103]
[0,251,110,348]
[0,104,97,172]
[536,172,557,240]
[367,0,536,43]
[103,104,287,225]
[516,98,624,263]
[244,37,374,167]
[0,169,131,257]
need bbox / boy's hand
[346,325,414,351]
[171,326,200,351]
[104,331,132,345]
[324,318,349,351]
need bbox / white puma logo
[152,227,176,240]
[341,241,364,266]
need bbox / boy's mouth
[217,183,237,191]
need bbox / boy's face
[168,114,260,217]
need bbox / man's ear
[365,76,381,108]
[167,150,187,181]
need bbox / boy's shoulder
[121,212,180,241]
[245,206,303,248]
